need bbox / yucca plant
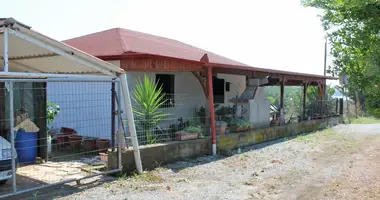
[132,75,168,144]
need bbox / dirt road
[28,124,380,199]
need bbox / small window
[155,74,175,107]
[225,82,230,92]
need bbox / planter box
[83,137,98,151]
[97,139,111,152]
[175,131,199,141]
[56,133,70,149]
[231,127,249,132]
[68,135,83,149]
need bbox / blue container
[15,130,38,164]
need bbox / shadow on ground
[5,175,114,200]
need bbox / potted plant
[215,121,228,135]
[175,126,201,141]
[229,119,252,132]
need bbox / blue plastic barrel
[15,130,38,164]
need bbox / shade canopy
[0,18,123,78]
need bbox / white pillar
[4,27,8,72]
[8,82,16,192]
[118,73,143,174]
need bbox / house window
[155,74,175,107]
[213,77,225,103]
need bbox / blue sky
[3,0,332,76]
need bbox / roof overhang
[0,18,123,78]
[117,53,336,86]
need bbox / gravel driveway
[20,124,380,200]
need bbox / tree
[265,85,335,120]
[302,0,380,117]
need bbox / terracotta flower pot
[68,135,83,149]
[83,137,98,151]
[216,125,227,135]
[175,131,199,141]
[235,127,248,132]
[96,139,110,151]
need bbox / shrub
[229,119,251,129]
[183,126,202,133]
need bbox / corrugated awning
[0,18,123,77]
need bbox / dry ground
[16,123,380,200]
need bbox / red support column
[303,81,307,120]
[207,67,217,155]
[319,82,325,118]
[280,76,285,124]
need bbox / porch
[118,56,338,152]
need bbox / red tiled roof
[63,28,249,67]
[64,28,336,80]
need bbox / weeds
[117,173,129,181]
[133,171,165,183]
[295,129,338,144]
[350,117,380,124]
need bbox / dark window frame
[213,76,225,103]
[155,74,175,107]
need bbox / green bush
[229,119,251,128]
[368,107,380,118]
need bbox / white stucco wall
[216,74,246,104]
[122,71,207,122]
[241,87,271,127]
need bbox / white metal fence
[0,79,123,198]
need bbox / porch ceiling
[212,65,334,86]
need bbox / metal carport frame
[0,18,142,196]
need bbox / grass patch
[295,128,337,143]
[350,117,380,124]
[133,171,165,183]
[117,173,129,181]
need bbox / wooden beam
[121,58,203,72]
[192,71,207,97]
[280,76,285,110]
